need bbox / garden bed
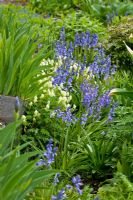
[0,1,133,200]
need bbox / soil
[0,0,27,5]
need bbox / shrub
[79,0,133,24]
[97,173,133,200]
[106,16,133,72]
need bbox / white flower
[45,101,50,110]
[66,104,71,108]
[29,102,33,106]
[45,81,53,88]
[60,83,64,89]
[57,57,63,66]
[73,63,78,71]
[40,94,45,99]
[40,59,48,66]
[34,110,40,117]
[47,58,54,65]
[68,95,72,101]
[58,96,67,103]
[33,117,36,122]
[60,90,67,97]
[58,84,64,91]
[21,115,26,123]
[41,70,46,75]
[66,91,70,96]
[86,75,90,80]
[70,66,73,72]
[129,33,133,39]
[76,73,79,79]
[73,104,76,110]
[33,96,38,103]
[43,89,47,93]
[36,74,40,77]
[38,79,44,84]
[50,111,56,118]
[39,86,44,91]
[48,89,55,97]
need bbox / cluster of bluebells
[80,83,113,124]
[53,173,60,186]
[52,189,66,200]
[36,139,58,167]
[74,31,98,48]
[51,174,83,200]
[56,27,98,59]
[51,28,117,125]
[108,102,118,121]
[88,48,116,80]
[72,175,83,195]
[54,107,77,124]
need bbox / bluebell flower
[80,113,88,125]
[66,184,73,190]
[60,27,65,41]
[36,139,58,167]
[80,81,114,122]
[44,140,58,166]
[80,32,87,47]
[54,108,77,124]
[38,43,43,49]
[90,34,98,47]
[15,96,20,112]
[36,159,46,167]
[51,189,67,200]
[108,102,118,121]
[74,32,81,47]
[89,48,115,80]
[53,173,60,185]
[72,175,83,195]
[97,91,111,112]
[94,197,100,200]
[125,11,129,16]
[80,81,99,109]
[67,42,74,58]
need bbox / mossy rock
[106,16,133,72]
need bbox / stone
[0,95,23,124]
